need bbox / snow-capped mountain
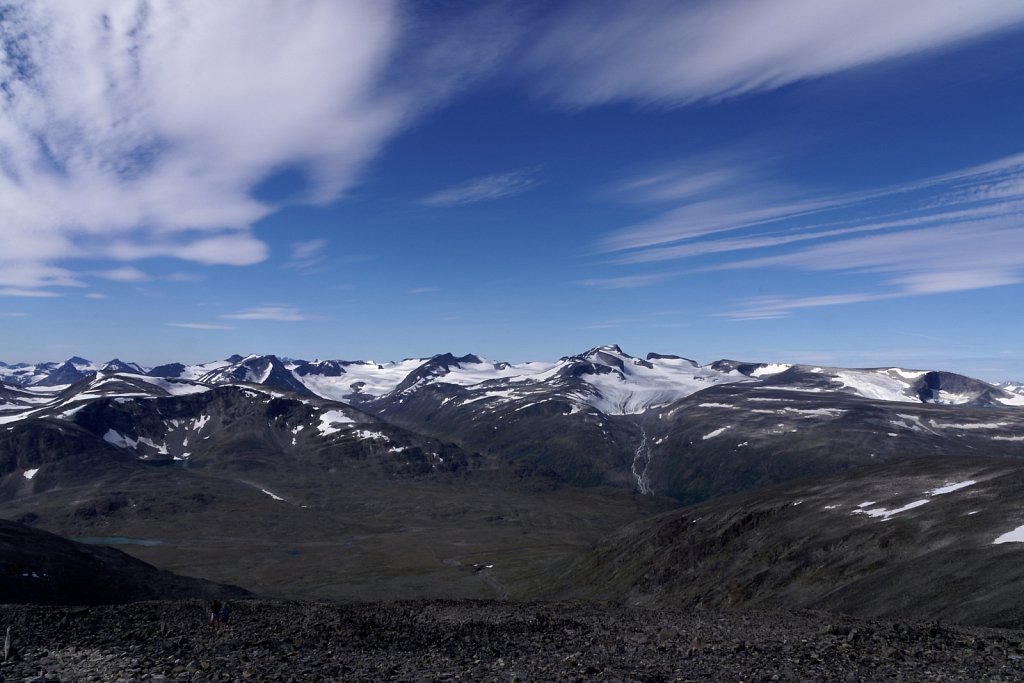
[196,354,314,396]
[3,345,1022,504]
[101,358,146,375]
[4,347,1020,411]
[999,381,1024,397]
[289,345,1024,413]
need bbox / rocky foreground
[2,601,1024,682]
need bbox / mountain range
[4,346,1023,502]
[2,345,1024,624]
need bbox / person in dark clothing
[217,602,231,631]
[209,600,222,632]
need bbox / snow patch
[703,426,731,440]
[751,363,791,377]
[318,410,354,436]
[931,422,1007,430]
[993,525,1024,544]
[854,499,929,520]
[23,468,39,480]
[354,429,390,441]
[103,429,133,448]
[887,368,926,380]
[261,488,285,502]
[928,480,976,496]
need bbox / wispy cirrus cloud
[91,266,150,283]
[166,322,234,330]
[576,273,678,290]
[597,152,1024,319]
[0,288,59,298]
[422,169,537,206]
[721,292,898,321]
[284,239,329,271]
[525,0,1024,107]
[220,305,317,322]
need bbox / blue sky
[2,0,1024,380]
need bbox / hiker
[218,602,232,631]
[209,600,222,632]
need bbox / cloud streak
[166,322,234,330]
[423,169,537,206]
[596,152,1024,319]
[220,305,317,322]
[526,0,1024,107]
[284,239,329,271]
[577,273,678,290]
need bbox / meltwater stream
[630,425,654,495]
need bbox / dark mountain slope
[557,456,1024,627]
[638,382,1024,504]
[0,518,249,604]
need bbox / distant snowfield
[297,349,754,415]
[751,364,791,377]
[133,375,212,396]
[831,370,917,403]
[297,359,428,401]
[581,360,750,415]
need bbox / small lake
[73,536,163,547]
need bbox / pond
[73,536,164,547]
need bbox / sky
[1,0,1024,381]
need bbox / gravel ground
[1,600,1023,682]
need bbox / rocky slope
[0,519,248,605]
[558,456,1024,628]
[1,600,1022,682]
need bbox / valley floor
[1,600,1022,682]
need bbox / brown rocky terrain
[1,600,1023,682]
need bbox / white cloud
[285,239,329,271]
[165,272,204,282]
[720,292,897,321]
[166,322,234,330]
[91,266,150,282]
[0,0,493,295]
[0,288,61,298]
[408,287,437,295]
[220,305,315,322]
[0,312,29,318]
[595,152,1024,319]
[423,169,536,206]
[576,273,678,289]
[525,0,1024,107]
